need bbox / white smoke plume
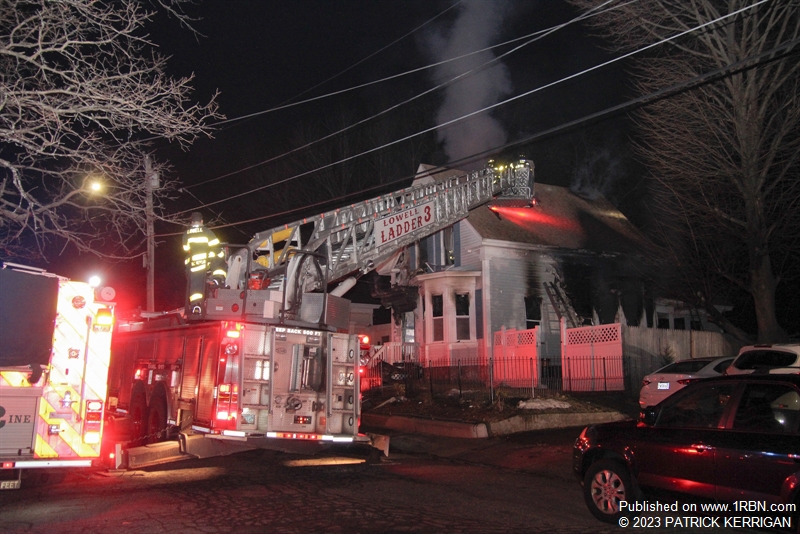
[425,0,513,166]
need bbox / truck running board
[124,434,258,469]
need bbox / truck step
[125,441,193,469]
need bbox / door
[715,381,800,503]
[194,336,219,425]
[634,382,736,499]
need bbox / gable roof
[414,163,650,256]
[468,182,649,255]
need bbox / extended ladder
[233,161,533,288]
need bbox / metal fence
[361,352,672,404]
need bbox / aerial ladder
[214,158,535,325]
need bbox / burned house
[371,163,658,365]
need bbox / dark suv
[574,373,800,525]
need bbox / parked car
[726,344,800,375]
[639,356,733,408]
[574,373,800,525]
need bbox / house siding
[489,257,528,334]
[482,246,564,361]
[458,220,483,270]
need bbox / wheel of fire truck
[128,388,148,447]
[145,388,168,444]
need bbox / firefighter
[183,212,227,317]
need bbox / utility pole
[144,155,159,312]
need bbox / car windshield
[658,360,712,374]
[735,350,798,370]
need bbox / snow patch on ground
[518,398,572,410]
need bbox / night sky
[57,1,642,313]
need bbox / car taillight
[642,378,651,387]
[677,378,698,385]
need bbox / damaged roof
[414,163,649,256]
[469,182,649,255]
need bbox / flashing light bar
[10,460,93,469]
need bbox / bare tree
[570,0,800,343]
[0,0,220,260]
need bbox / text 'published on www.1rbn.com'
[616,500,796,529]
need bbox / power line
[173,0,766,220]
[208,0,634,131]
[155,28,800,239]
[138,2,463,145]
[181,0,624,192]
[211,0,466,128]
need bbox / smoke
[424,0,513,166]
[570,148,624,204]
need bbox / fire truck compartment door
[0,268,58,368]
[0,387,41,455]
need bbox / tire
[145,396,168,444]
[129,392,147,447]
[583,459,634,524]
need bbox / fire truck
[0,264,115,489]
[104,160,534,469]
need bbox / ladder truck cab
[0,264,115,489]
[106,160,533,468]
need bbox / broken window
[524,295,542,329]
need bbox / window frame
[455,292,470,341]
[431,294,444,342]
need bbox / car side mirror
[640,406,659,426]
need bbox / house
[367,163,693,368]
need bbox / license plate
[657,382,670,390]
